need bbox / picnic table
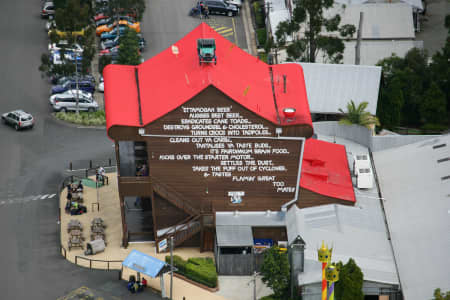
[91,226,105,234]
[69,229,84,240]
[91,218,105,227]
[68,235,83,251]
[67,220,83,233]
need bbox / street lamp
[75,52,80,114]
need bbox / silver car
[49,89,93,105]
[1,110,34,131]
[51,96,99,112]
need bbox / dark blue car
[51,79,95,94]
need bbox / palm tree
[338,100,380,131]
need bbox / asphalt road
[141,0,247,59]
[0,1,148,299]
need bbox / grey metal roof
[216,225,254,247]
[340,40,423,66]
[326,3,415,39]
[298,62,381,115]
[286,204,399,285]
[265,0,291,43]
[373,135,450,300]
[216,211,286,227]
[334,0,423,11]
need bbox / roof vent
[234,210,239,217]
[266,210,271,216]
[282,108,296,123]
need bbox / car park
[41,1,55,18]
[100,26,128,40]
[49,89,93,105]
[52,79,96,94]
[49,41,83,54]
[51,97,99,112]
[204,0,239,16]
[2,110,34,131]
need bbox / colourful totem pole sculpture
[325,263,340,300]
[317,241,332,300]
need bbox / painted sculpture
[317,241,332,300]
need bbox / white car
[49,89,93,105]
[98,76,104,93]
[51,97,99,112]
[48,41,83,54]
[225,0,242,8]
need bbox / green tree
[377,77,404,129]
[339,100,380,130]
[260,246,290,299]
[275,0,355,63]
[117,28,142,65]
[420,82,447,124]
[432,288,450,300]
[335,258,364,300]
[54,0,91,32]
[99,55,112,75]
[106,0,146,22]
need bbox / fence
[217,253,264,275]
[74,256,123,270]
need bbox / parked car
[225,0,242,8]
[204,0,238,16]
[41,1,55,18]
[49,89,93,106]
[51,97,99,112]
[2,110,34,131]
[98,76,104,93]
[50,50,83,66]
[96,15,135,27]
[96,20,140,36]
[45,17,56,32]
[54,75,95,85]
[49,41,83,54]
[100,26,128,41]
[101,36,120,50]
[48,28,86,39]
[51,79,96,94]
[51,74,95,85]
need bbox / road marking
[40,194,49,200]
[48,194,56,199]
[232,17,238,46]
[215,26,227,31]
[0,201,5,205]
[223,32,234,37]
[32,195,42,201]
[219,28,233,34]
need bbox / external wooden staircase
[151,177,203,252]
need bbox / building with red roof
[103,23,355,250]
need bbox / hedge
[165,256,218,288]
[54,110,106,126]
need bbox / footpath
[59,172,226,300]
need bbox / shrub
[165,256,218,288]
[257,28,267,47]
[165,255,188,274]
[54,110,106,126]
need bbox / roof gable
[104,23,312,135]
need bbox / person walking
[203,3,210,18]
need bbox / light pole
[170,236,174,300]
[75,52,80,114]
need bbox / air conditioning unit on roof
[353,154,373,189]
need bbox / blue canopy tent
[122,249,170,297]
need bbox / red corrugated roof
[104,23,312,133]
[301,139,356,202]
